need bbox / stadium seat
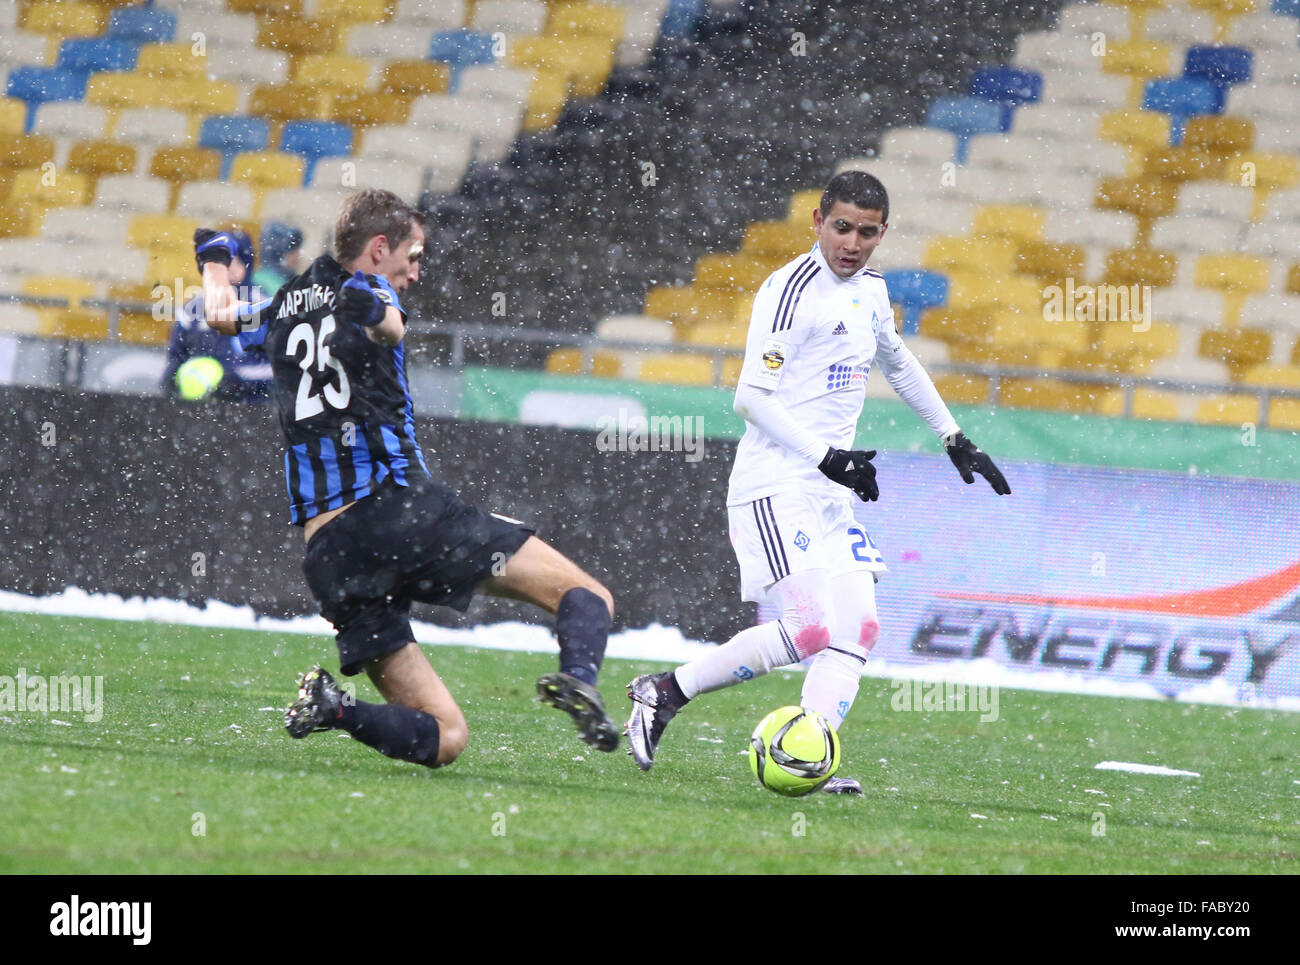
[742,220,814,259]
[0,303,42,335]
[1194,393,1261,426]
[594,315,675,344]
[331,91,413,129]
[1223,152,1300,219]
[33,101,107,142]
[1183,115,1254,159]
[348,24,436,61]
[1176,180,1256,222]
[1095,387,1186,421]
[1095,177,1178,244]
[881,269,948,334]
[21,3,104,41]
[176,181,257,225]
[923,235,1018,275]
[0,97,25,136]
[310,156,423,201]
[379,60,452,98]
[229,0,305,16]
[293,54,372,94]
[137,44,208,81]
[968,65,1042,132]
[509,35,613,99]
[257,17,343,57]
[925,96,1003,164]
[67,140,136,187]
[1143,144,1221,183]
[41,207,129,246]
[394,0,469,30]
[549,3,626,47]
[1015,240,1085,283]
[231,151,305,192]
[684,322,745,349]
[22,274,106,340]
[643,286,735,328]
[1103,247,1178,288]
[174,7,258,51]
[693,253,778,292]
[472,0,550,34]
[1241,363,1300,391]
[1183,45,1253,111]
[880,127,955,165]
[57,37,139,75]
[281,121,353,185]
[207,51,289,89]
[94,174,170,214]
[633,352,717,386]
[126,213,200,253]
[199,115,271,180]
[114,107,191,150]
[107,6,177,45]
[1188,0,1259,42]
[1242,220,1300,259]
[1200,325,1273,377]
[972,204,1044,243]
[408,93,522,161]
[458,64,537,108]
[1145,7,1218,45]
[166,79,239,118]
[428,29,499,87]
[544,347,622,377]
[1141,78,1220,145]
[520,68,570,129]
[1099,109,1174,173]
[149,146,221,203]
[249,86,331,126]
[86,74,168,112]
[10,167,89,213]
[5,67,89,131]
[0,132,55,178]
[315,0,388,24]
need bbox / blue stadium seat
[200,115,271,180]
[428,30,498,86]
[1143,77,1220,145]
[1184,46,1252,112]
[969,66,1042,133]
[661,0,708,38]
[1272,0,1300,18]
[107,7,177,45]
[881,269,948,335]
[281,121,353,185]
[926,96,1002,164]
[5,67,88,132]
[57,38,139,75]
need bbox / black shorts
[302,478,534,676]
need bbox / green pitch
[1,611,1295,874]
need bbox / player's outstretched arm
[194,229,269,334]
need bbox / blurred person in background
[161,228,272,403]
[252,221,304,296]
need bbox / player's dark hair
[819,171,889,224]
[334,189,419,262]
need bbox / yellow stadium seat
[1020,316,1090,352]
[67,140,137,185]
[549,3,626,44]
[1099,319,1180,359]
[127,213,200,251]
[742,220,815,259]
[0,202,38,237]
[229,0,305,15]
[522,69,569,131]
[1095,176,1178,245]
[1200,326,1272,378]
[643,286,736,327]
[1195,394,1258,425]
[1288,264,1300,297]
[722,356,743,387]
[315,0,387,23]
[258,17,344,57]
[1195,253,1269,294]
[1268,399,1300,430]
[685,323,746,349]
[1143,145,1219,183]
[1015,241,1085,282]
[694,254,778,292]
[934,374,991,405]
[169,79,239,117]
[86,74,168,112]
[1103,247,1177,288]
[231,151,305,190]
[21,2,104,39]
[10,168,89,212]
[544,348,622,378]
[786,189,823,222]
[294,54,372,93]
[919,306,996,344]
[1102,0,1165,36]
[972,204,1043,244]
[0,134,56,180]
[1183,116,1253,159]
[145,249,198,288]
[634,353,717,386]
[23,275,107,340]
[379,61,451,98]
[946,274,1040,313]
[731,293,755,324]
[137,43,208,80]
[923,235,1018,275]
[1096,387,1183,421]
[510,35,614,99]
[1240,364,1300,389]
[1001,378,1104,413]
[107,281,169,345]
[149,147,222,205]
[0,98,26,136]
[250,85,332,125]
[332,92,411,129]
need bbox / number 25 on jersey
[286,315,351,420]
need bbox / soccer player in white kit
[625,171,1010,792]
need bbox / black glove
[818,447,879,502]
[339,270,385,327]
[193,228,236,272]
[943,431,1011,494]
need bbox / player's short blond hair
[335,189,419,261]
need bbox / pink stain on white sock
[793,624,831,659]
[858,619,880,653]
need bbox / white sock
[800,647,866,731]
[675,620,799,700]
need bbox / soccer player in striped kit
[195,188,620,769]
[626,171,1011,791]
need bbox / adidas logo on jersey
[832,320,848,335]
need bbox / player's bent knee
[859,618,881,651]
[436,719,468,766]
[792,622,831,660]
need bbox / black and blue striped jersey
[235,254,429,525]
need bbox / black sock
[555,587,611,686]
[336,699,442,768]
[663,672,690,709]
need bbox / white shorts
[727,490,886,603]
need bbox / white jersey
[727,244,909,507]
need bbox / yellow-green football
[749,706,841,796]
[175,356,224,401]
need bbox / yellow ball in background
[175,356,225,401]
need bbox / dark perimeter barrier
[0,386,749,645]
